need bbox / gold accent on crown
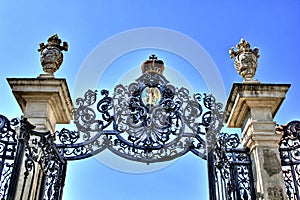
[141,54,164,74]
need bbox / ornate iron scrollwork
[0,115,19,200]
[38,133,66,200]
[56,61,224,163]
[278,121,300,200]
[0,55,259,200]
[208,132,255,200]
[3,117,66,200]
[112,73,184,149]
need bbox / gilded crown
[229,38,259,59]
[141,54,164,74]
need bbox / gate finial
[229,39,259,82]
[38,34,68,77]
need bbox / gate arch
[56,55,223,164]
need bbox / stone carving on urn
[38,34,68,76]
[229,38,259,82]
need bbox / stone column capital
[7,77,73,133]
[224,83,290,128]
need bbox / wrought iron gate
[0,55,258,200]
[0,115,18,199]
[0,115,67,200]
[279,121,300,200]
[207,132,255,200]
[0,114,257,200]
[0,61,258,200]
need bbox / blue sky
[1,1,300,200]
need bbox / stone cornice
[224,83,291,127]
[7,78,73,124]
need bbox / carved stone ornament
[229,39,259,82]
[38,34,68,76]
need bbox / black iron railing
[279,121,300,200]
[0,116,67,200]
[0,115,18,200]
[208,132,256,200]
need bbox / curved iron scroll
[2,116,67,200]
[0,115,19,200]
[278,121,300,200]
[56,72,224,163]
[208,132,255,200]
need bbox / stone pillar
[6,34,72,200]
[224,83,290,200]
[7,78,73,133]
[7,77,73,200]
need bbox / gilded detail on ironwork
[141,54,164,74]
[142,86,161,106]
[229,39,259,82]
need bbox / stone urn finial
[229,39,260,82]
[38,34,68,77]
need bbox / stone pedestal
[7,77,73,200]
[7,77,73,133]
[224,83,290,200]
